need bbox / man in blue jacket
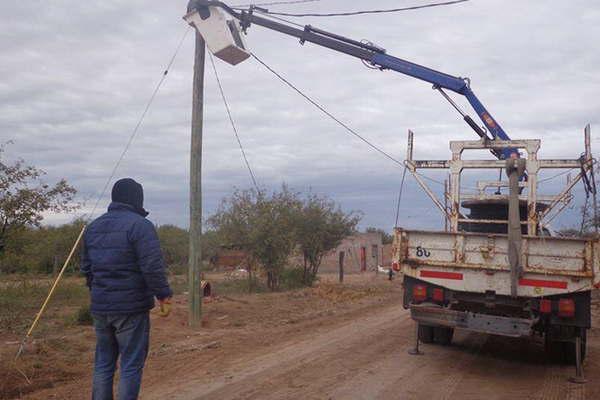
[81,178,172,400]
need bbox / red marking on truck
[420,270,463,280]
[519,278,567,289]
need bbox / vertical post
[407,130,414,161]
[449,144,462,232]
[569,328,587,384]
[444,179,448,232]
[338,251,344,283]
[526,146,539,236]
[506,157,526,298]
[189,32,205,328]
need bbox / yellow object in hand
[158,298,172,317]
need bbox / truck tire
[433,327,454,345]
[418,324,434,343]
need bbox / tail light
[539,299,552,314]
[392,262,400,272]
[432,288,444,303]
[413,284,427,302]
[558,298,575,318]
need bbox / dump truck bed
[394,229,600,297]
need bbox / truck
[182,0,598,374]
[394,128,598,370]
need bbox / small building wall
[382,243,393,267]
[318,232,383,274]
[211,249,248,269]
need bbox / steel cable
[250,52,406,168]
[208,52,260,190]
[88,27,192,220]
[260,0,469,17]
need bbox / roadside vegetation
[0,145,369,352]
[208,186,361,290]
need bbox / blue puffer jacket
[81,202,172,314]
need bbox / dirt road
[10,276,600,399]
[147,303,599,400]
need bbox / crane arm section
[188,0,513,158]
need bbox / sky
[1,0,599,232]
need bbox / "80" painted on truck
[416,246,431,258]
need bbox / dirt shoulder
[4,274,600,400]
[3,273,401,399]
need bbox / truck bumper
[410,304,537,338]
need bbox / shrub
[76,305,93,326]
[281,267,309,290]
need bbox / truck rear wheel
[433,327,454,345]
[418,324,434,343]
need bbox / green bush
[76,305,93,325]
[280,267,308,290]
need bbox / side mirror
[184,7,251,65]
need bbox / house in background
[318,232,384,274]
[210,247,248,270]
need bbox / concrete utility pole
[189,31,206,327]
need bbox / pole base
[568,376,587,384]
[408,348,424,356]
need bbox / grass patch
[214,277,267,296]
[0,276,89,335]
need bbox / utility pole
[189,31,205,327]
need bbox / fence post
[339,251,344,283]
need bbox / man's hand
[158,297,172,317]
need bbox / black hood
[111,178,149,217]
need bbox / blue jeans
[92,312,150,400]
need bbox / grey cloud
[2,0,599,232]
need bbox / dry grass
[0,275,91,399]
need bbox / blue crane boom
[188,0,514,159]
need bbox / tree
[295,194,360,285]
[157,225,189,267]
[365,227,393,244]
[0,219,85,274]
[0,143,78,255]
[208,186,301,290]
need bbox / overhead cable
[209,52,260,190]
[251,52,455,194]
[253,8,305,28]
[394,166,408,227]
[88,27,192,219]
[250,52,405,168]
[260,0,469,17]
[538,168,575,184]
[232,0,320,8]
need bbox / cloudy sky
[1,0,599,231]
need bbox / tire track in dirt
[536,363,587,400]
[436,333,489,400]
[149,303,599,400]
[148,306,409,400]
